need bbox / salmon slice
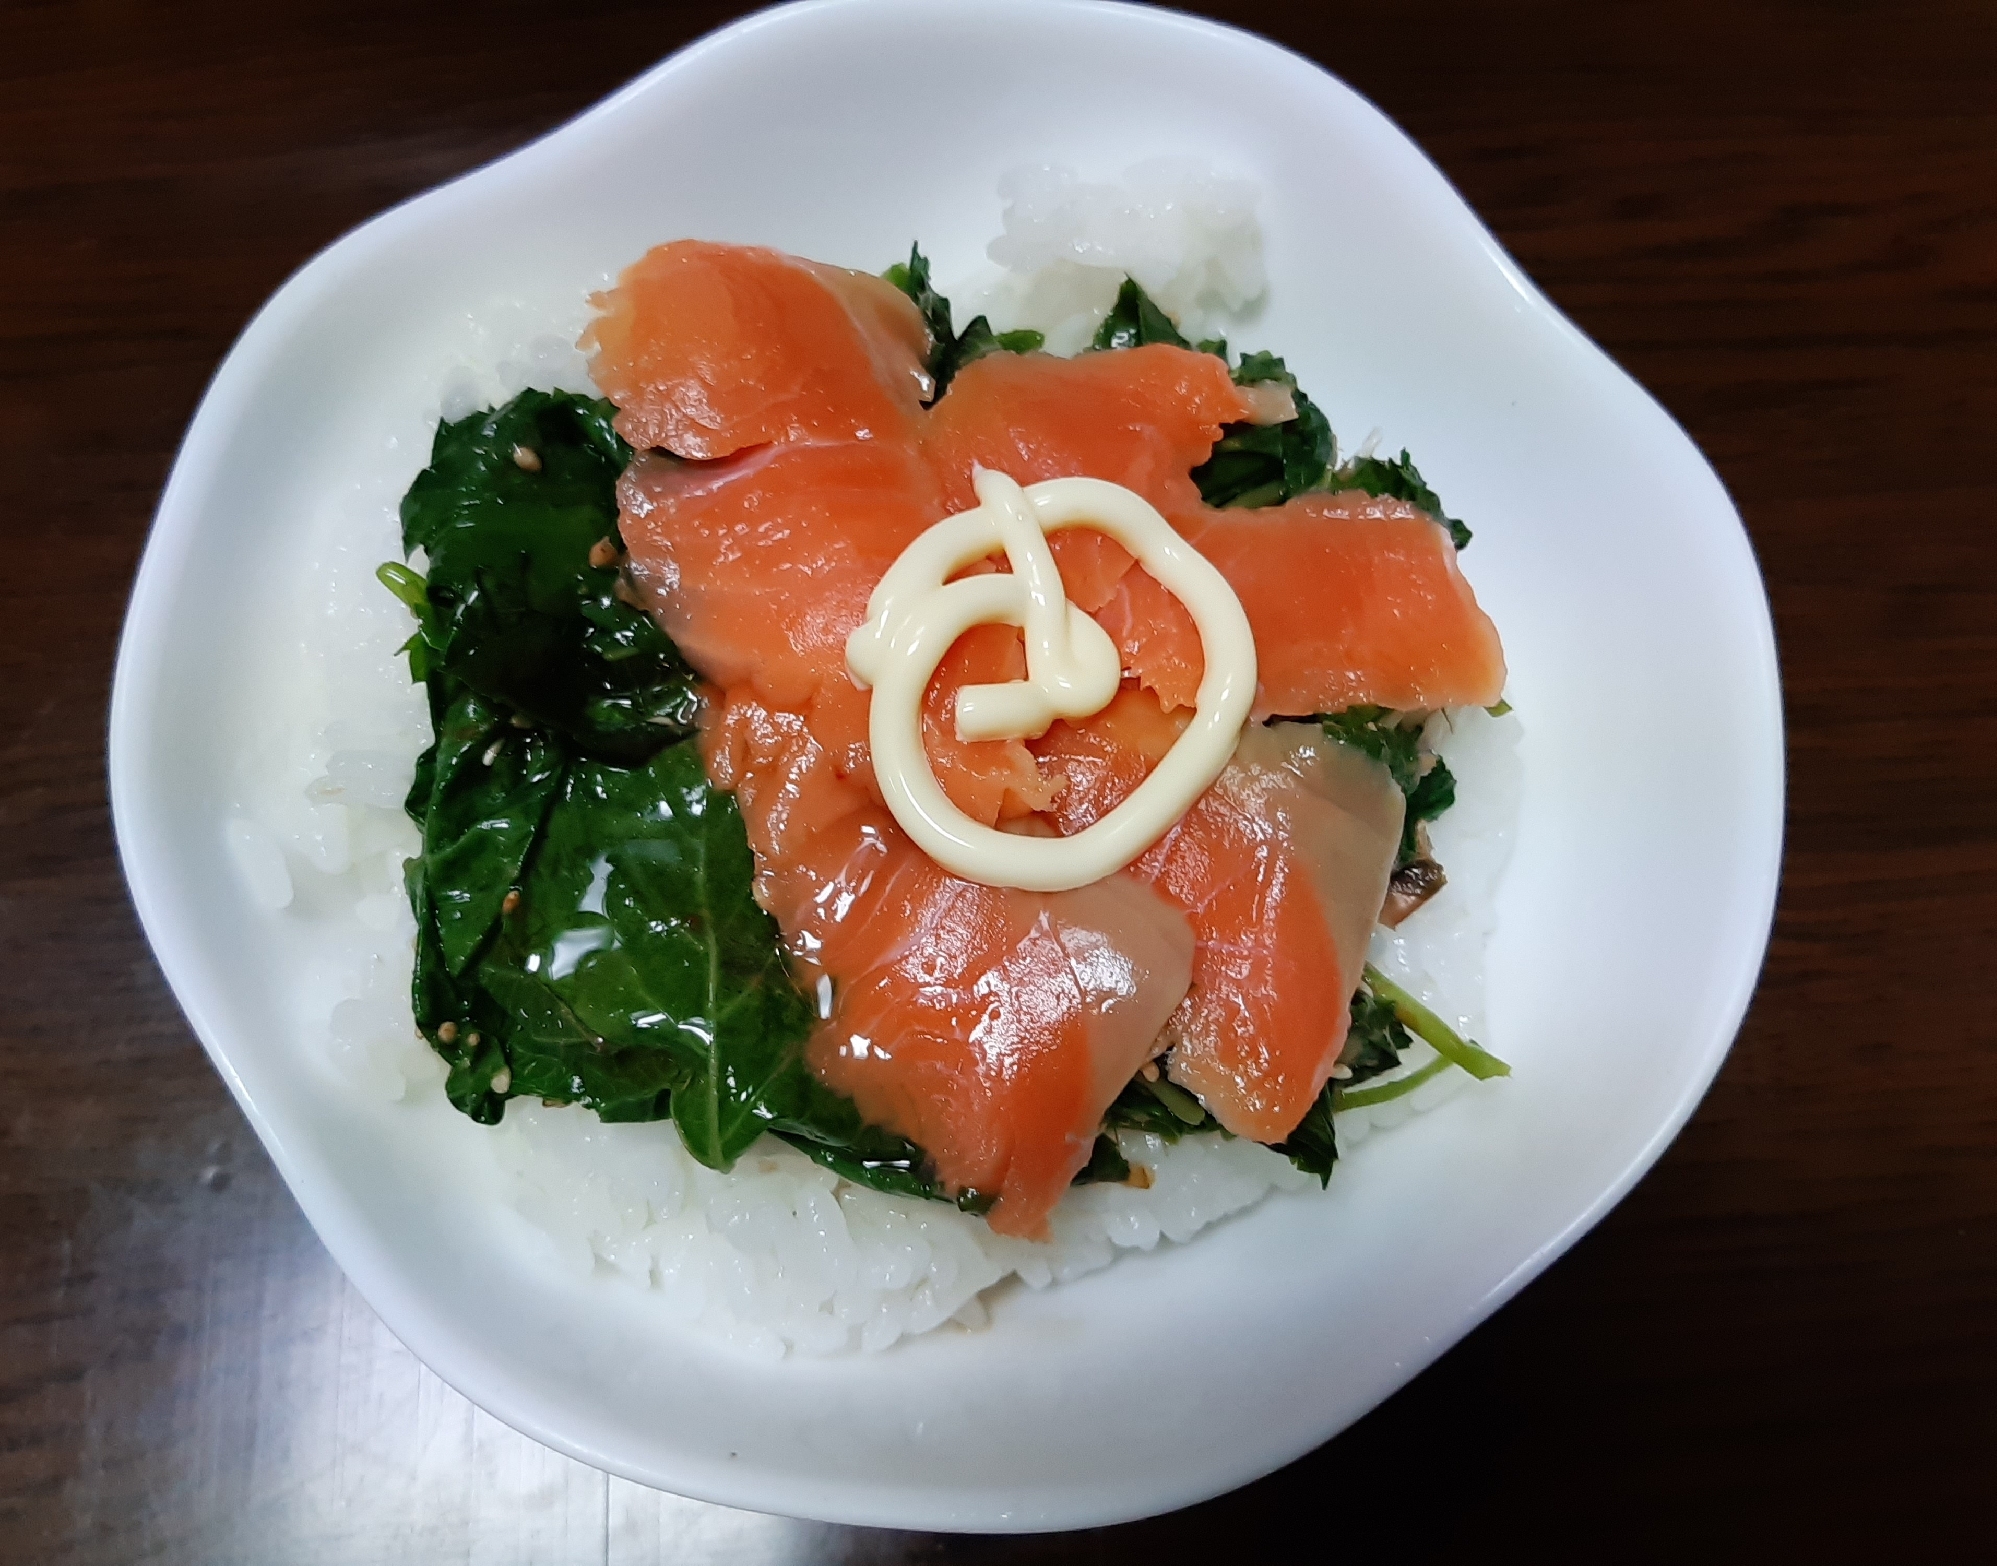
[926,345,1254,517]
[1036,708,1406,1140]
[1031,685,1190,837]
[620,442,1055,828]
[620,441,943,718]
[1136,724,1405,1141]
[1178,493,1507,715]
[920,624,1063,823]
[808,840,1194,1238]
[927,347,1504,717]
[710,689,1193,1237]
[582,240,931,458]
[590,239,1505,1227]
[1093,563,1205,713]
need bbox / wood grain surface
[3,1,1993,1559]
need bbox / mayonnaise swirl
[846,468,1257,892]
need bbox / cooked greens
[1102,1072,1220,1142]
[1092,276,1211,354]
[886,245,1044,399]
[1192,349,1337,508]
[396,391,701,763]
[1317,705,1458,868]
[1324,448,1472,550]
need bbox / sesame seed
[1331,1063,1354,1080]
[501,889,521,914]
[465,1032,481,1049]
[490,1067,512,1094]
[511,444,541,472]
[436,1021,458,1044]
[481,737,504,765]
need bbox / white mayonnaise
[846,468,1256,891]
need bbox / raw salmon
[1034,709,1405,1139]
[592,240,1505,1234]
[706,689,1194,1235]
[581,240,931,458]
[928,348,1505,716]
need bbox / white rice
[958,158,1268,355]
[229,165,1520,1356]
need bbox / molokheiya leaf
[1196,351,1335,507]
[390,398,968,1190]
[477,962,687,1122]
[403,854,515,1123]
[466,740,817,1168]
[1405,753,1457,836]
[943,316,1045,387]
[1273,1083,1338,1184]
[884,247,955,366]
[1073,1135,1133,1187]
[1093,277,1192,351]
[1326,449,1472,550]
[1315,706,1458,866]
[417,689,565,975]
[396,389,700,762]
[886,245,1043,399]
[758,1062,993,1209]
[1318,706,1425,794]
[1342,988,1415,1086]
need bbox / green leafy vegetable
[1074,1135,1133,1187]
[1273,1084,1339,1182]
[462,743,816,1161]
[397,390,700,764]
[1091,279,1473,541]
[1101,1072,1219,1142]
[887,245,1043,399]
[1326,449,1472,550]
[1337,1054,1452,1110]
[1092,277,1192,351]
[1192,350,1335,508]
[1317,706,1458,865]
[1341,987,1417,1087]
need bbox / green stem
[376,559,429,612]
[1362,965,1511,1081]
[1146,1076,1209,1126]
[1336,1052,1453,1109]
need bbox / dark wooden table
[4,1,1993,1558]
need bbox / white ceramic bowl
[110,0,1783,1532]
